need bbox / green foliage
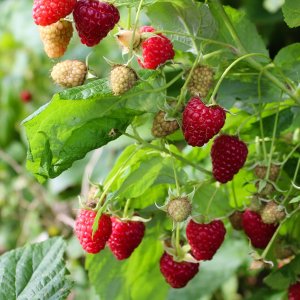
[282,0,300,28]
[0,238,72,300]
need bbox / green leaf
[146,1,217,52]
[23,76,165,182]
[274,43,300,82]
[114,0,158,7]
[0,238,72,300]
[86,222,168,300]
[282,0,300,28]
[289,195,300,204]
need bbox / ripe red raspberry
[242,209,278,249]
[289,282,300,300]
[108,217,145,260]
[182,97,226,147]
[73,0,120,47]
[20,90,32,103]
[33,0,76,26]
[211,134,248,183]
[160,252,199,288]
[186,219,226,261]
[75,209,112,254]
[138,26,175,69]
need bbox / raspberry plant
[1,0,300,299]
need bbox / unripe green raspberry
[51,60,87,88]
[254,164,280,181]
[249,194,262,212]
[152,111,179,137]
[229,211,243,230]
[167,197,192,222]
[261,201,285,224]
[110,65,137,95]
[255,181,274,197]
[187,65,214,98]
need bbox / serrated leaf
[146,1,217,52]
[282,0,300,28]
[289,195,300,204]
[0,238,72,300]
[23,76,165,182]
[86,222,168,300]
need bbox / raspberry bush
[1,0,300,299]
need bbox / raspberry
[188,65,214,98]
[211,135,248,183]
[289,282,300,300]
[75,209,112,254]
[261,201,285,224]
[242,209,278,249]
[51,60,87,88]
[159,252,199,288]
[167,197,192,222]
[138,26,175,69]
[110,65,137,95]
[38,20,73,58]
[229,211,244,231]
[20,90,32,103]
[33,0,76,26]
[254,164,280,181]
[186,219,226,260]
[108,217,145,260]
[152,110,179,138]
[73,0,120,47]
[182,97,226,147]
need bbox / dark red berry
[242,209,278,249]
[182,97,226,147]
[211,134,248,183]
[75,209,112,254]
[20,90,32,103]
[138,26,175,69]
[73,0,120,47]
[33,0,76,26]
[160,252,199,288]
[289,282,300,300]
[186,219,226,261]
[108,217,145,260]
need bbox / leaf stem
[123,198,131,218]
[205,187,218,218]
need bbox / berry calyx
[167,197,192,222]
[115,29,141,50]
[38,20,73,58]
[289,282,300,300]
[73,0,120,47]
[159,252,199,288]
[187,65,214,98]
[51,60,87,88]
[152,110,179,138]
[182,97,226,147]
[211,134,248,183]
[108,217,145,260]
[138,26,175,69]
[186,219,226,260]
[110,65,138,95]
[261,201,286,224]
[75,209,112,254]
[242,209,278,249]
[33,0,76,26]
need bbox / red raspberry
[186,219,226,261]
[33,0,76,26]
[211,134,248,183]
[138,26,175,69]
[75,209,112,254]
[182,97,226,147]
[20,90,32,103]
[108,217,145,260]
[73,0,120,47]
[160,252,199,288]
[242,209,278,249]
[289,282,300,300]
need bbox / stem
[175,223,181,255]
[266,103,280,179]
[127,7,132,29]
[123,198,131,218]
[205,188,218,217]
[168,143,181,196]
[209,52,269,103]
[208,0,299,104]
[231,181,238,209]
[281,141,300,166]
[124,132,213,176]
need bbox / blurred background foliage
[0,0,299,299]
